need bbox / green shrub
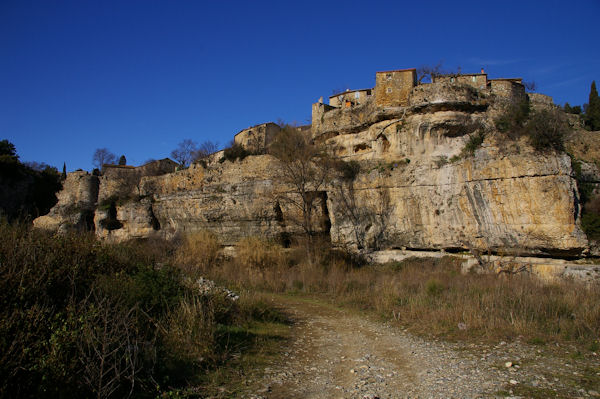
[495,100,530,136]
[494,100,568,152]
[461,131,485,157]
[336,160,361,180]
[0,223,254,398]
[425,278,445,296]
[434,155,448,167]
[582,213,600,240]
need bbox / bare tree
[92,148,117,169]
[77,289,143,399]
[193,140,219,162]
[523,80,537,92]
[331,161,369,250]
[170,139,198,167]
[269,124,332,256]
[416,61,447,83]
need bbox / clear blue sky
[1,0,598,171]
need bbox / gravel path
[245,295,600,399]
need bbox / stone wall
[311,102,338,135]
[433,74,487,90]
[137,158,178,176]
[489,80,526,102]
[409,82,485,107]
[375,69,416,107]
[528,93,555,111]
[234,122,281,154]
[98,159,178,205]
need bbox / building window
[472,76,476,82]
[386,73,392,81]
[354,92,360,99]
[450,77,455,83]
[386,87,393,93]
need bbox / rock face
[35,82,590,257]
[33,171,98,232]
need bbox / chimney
[481,68,485,74]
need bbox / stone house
[233,122,281,154]
[311,66,530,133]
[329,88,372,108]
[374,68,417,107]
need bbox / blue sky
[1,0,598,171]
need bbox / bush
[582,212,600,241]
[222,143,250,162]
[526,109,567,152]
[495,100,568,152]
[495,100,530,136]
[0,223,257,398]
[0,141,62,221]
[335,160,361,180]
[461,131,485,157]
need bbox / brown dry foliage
[174,231,221,275]
[196,237,600,346]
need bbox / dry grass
[162,295,218,366]
[174,230,221,276]
[183,236,600,347]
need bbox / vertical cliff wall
[34,82,590,257]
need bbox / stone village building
[312,67,529,127]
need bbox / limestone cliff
[33,171,98,232]
[34,81,590,257]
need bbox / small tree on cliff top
[171,139,197,167]
[586,81,600,131]
[92,148,117,169]
[268,125,332,253]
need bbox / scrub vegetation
[183,234,600,348]
[2,222,599,398]
[0,223,289,399]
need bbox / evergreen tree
[586,81,600,130]
[61,162,67,180]
[118,155,127,165]
[0,139,17,157]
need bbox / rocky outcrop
[323,109,585,256]
[35,83,591,258]
[33,171,98,232]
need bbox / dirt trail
[248,296,501,398]
[246,295,600,399]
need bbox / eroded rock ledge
[35,83,590,260]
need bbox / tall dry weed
[236,237,286,270]
[212,246,600,346]
[162,295,217,365]
[175,231,221,275]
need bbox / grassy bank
[183,234,600,350]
